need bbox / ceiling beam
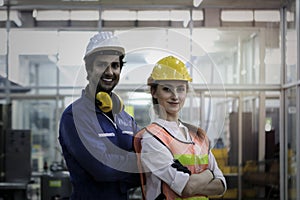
[2,0,286,10]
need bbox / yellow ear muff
[96,92,113,113]
[96,92,123,114]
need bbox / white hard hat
[84,31,125,60]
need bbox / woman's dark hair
[84,52,125,72]
[150,84,159,115]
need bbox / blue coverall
[59,90,141,199]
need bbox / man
[59,31,140,199]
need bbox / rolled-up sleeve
[208,150,227,193]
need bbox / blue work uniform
[59,89,141,200]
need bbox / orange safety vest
[134,122,210,200]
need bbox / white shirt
[140,118,227,200]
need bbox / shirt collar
[154,118,191,141]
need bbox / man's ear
[86,70,91,80]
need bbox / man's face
[87,54,121,94]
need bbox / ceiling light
[71,10,99,21]
[137,10,170,21]
[0,0,4,7]
[102,10,136,21]
[221,10,253,22]
[254,10,280,22]
[35,10,70,21]
[192,10,204,21]
[32,9,37,18]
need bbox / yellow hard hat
[147,56,192,85]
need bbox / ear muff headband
[96,92,123,113]
[111,92,124,114]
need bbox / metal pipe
[237,94,243,200]
[5,3,10,102]
[279,6,287,200]
[296,0,300,198]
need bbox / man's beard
[95,78,117,95]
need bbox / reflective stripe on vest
[174,154,209,166]
[145,123,210,200]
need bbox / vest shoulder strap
[133,128,147,200]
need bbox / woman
[134,56,226,200]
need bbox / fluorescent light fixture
[10,11,22,26]
[70,10,99,20]
[254,10,280,22]
[170,10,190,21]
[32,9,37,18]
[287,11,294,22]
[137,10,170,21]
[0,11,6,20]
[35,10,69,21]
[102,10,136,21]
[0,11,22,26]
[193,0,203,7]
[170,10,190,27]
[221,10,253,22]
[192,10,204,20]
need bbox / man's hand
[171,159,191,175]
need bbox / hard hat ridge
[84,31,125,60]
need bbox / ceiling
[2,0,289,10]
[0,0,286,55]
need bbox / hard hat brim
[84,46,125,60]
[147,77,192,85]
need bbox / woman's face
[152,80,188,120]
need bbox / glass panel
[0,29,6,76]
[286,87,297,200]
[192,27,280,84]
[9,30,59,86]
[286,0,297,84]
[57,31,95,96]
[6,28,282,87]
[286,0,297,199]
[265,27,281,84]
[12,99,59,172]
[19,55,57,88]
[0,55,5,77]
[286,29,297,83]
[286,30,297,83]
